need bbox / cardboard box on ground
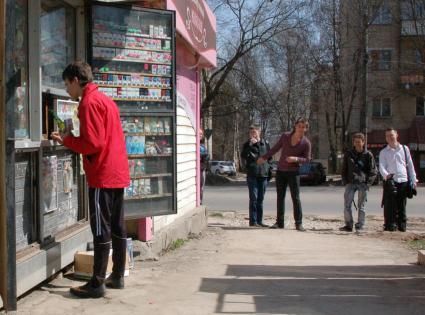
[74,250,130,279]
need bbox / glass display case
[11,0,29,139]
[89,3,176,218]
[41,0,76,90]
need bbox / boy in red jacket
[51,61,130,298]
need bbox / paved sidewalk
[8,214,425,315]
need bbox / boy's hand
[51,131,64,144]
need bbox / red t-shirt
[63,83,130,188]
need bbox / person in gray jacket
[241,126,271,227]
[339,133,377,232]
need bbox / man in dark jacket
[51,61,130,298]
[241,126,271,227]
[340,133,377,232]
[199,129,209,204]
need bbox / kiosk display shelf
[89,2,176,218]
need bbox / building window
[370,50,392,71]
[372,3,392,24]
[41,0,76,90]
[417,97,425,116]
[372,98,391,117]
[401,1,425,20]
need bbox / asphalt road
[204,184,425,217]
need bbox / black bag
[402,145,417,199]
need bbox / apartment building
[311,0,425,180]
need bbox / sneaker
[270,223,284,229]
[105,275,125,289]
[70,282,105,298]
[339,225,353,232]
[259,223,269,228]
[295,224,306,232]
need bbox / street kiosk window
[41,0,76,90]
[10,0,29,139]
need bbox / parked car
[210,161,237,176]
[299,162,327,185]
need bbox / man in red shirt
[51,61,130,298]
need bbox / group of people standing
[241,119,418,233]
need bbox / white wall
[154,105,197,231]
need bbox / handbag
[402,145,417,199]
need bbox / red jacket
[63,83,130,188]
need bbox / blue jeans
[247,177,268,225]
[344,183,368,227]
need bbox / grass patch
[409,239,425,251]
[169,238,186,250]
[209,212,224,218]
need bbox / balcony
[401,20,425,36]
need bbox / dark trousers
[247,176,268,225]
[89,188,127,287]
[276,171,303,227]
[200,169,206,204]
[384,181,407,230]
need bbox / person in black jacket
[241,126,272,227]
[199,129,209,205]
[339,133,377,232]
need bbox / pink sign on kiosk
[168,0,217,68]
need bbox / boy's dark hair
[352,132,365,142]
[249,125,261,131]
[62,61,93,87]
[385,127,397,133]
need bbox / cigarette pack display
[163,118,171,133]
[145,141,157,155]
[132,179,139,196]
[157,118,164,134]
[91,4,175,209]
[135,118,144,133]
[134,159,145,176]
[144,178,151,195]
[125,136,145,154]
[129,159,136,176]
[150,117,158,134]
[144,117,151,134]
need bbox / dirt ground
[211,211,425,252]
[7,212,425,315]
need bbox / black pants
[383,181,407,230]
[200,169,206,204]
[89,188,127,287]
[276,171,303,227]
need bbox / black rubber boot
[112,235,127,277]
[92,242,111,287]
[105,274,125,289]
[70,282,106,298]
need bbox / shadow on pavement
[199,265,425,315]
